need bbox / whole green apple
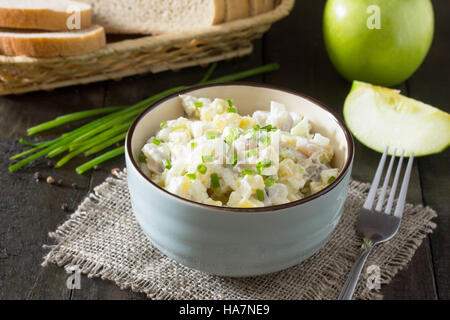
[323,0,434,86]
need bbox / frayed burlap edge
[41,171,178,300]
[42,170,437,300]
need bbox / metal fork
[338,146,415,300]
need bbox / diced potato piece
[310,181,326,194]
[312,133,330,146]
[267,101,293,131]
[291,118,311,137]
[252,110,270,126]
[267,183,289,205]
[320,168,339,184]
[142,142,170,173]
[239,116,257,130]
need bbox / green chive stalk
[55,124,130,168]
[84,132,127,157]
[75,146,125,175]
[27,106,125,136]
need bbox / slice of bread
[77,0,226,34]
[225,0,250,21]
[0,25,106,57]
[60,0,276,35]
[0,0,92,31]
[249,0,274,16]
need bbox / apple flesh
[344,81,450,156]
[323,0,434,86]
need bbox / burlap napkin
[42,170,437,300]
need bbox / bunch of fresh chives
[9,62,280,174]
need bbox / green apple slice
[343,81,450,156]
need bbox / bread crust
[0,25,106,57]
[212,0,226,24]
[226,0,250,21]
[0,4,92,31]
[249,0,274,16]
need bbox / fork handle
[338,247,373,300]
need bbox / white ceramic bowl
[125,83,354,277]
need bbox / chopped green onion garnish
[256,189,265,201]
[224,127,239,146]
[202,155,214,163]
[328,176,336,184]
[261,135,271,146]
[191,142,197,149]
[227,107,236,113]
[231,153,238,166]
[138,154,146,163]
[160,121,168,129]
[186,173,196,180]
[162,158,172,169]
[264,176,277,187]
[210,173,220,188]
[206,131,216,139]
[152,138,161,146]
[256,159,271,174]
[247,149,258,158]
[242,169,254,176]
[197,164,207,174]
[226,99,233,107]
[256,161,264,175]
[194,102,203,108]
[261,124,278,132]
[253,124,260,131]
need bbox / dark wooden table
[0,1,448,300]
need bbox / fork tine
[393,153,415,218]
[375,148,397,212]
[363,146,389,210]
[384,150,405,214]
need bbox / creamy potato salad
[138,95,339,208]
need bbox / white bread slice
[0,0,92,31]
[249,0,274,16]
[0,25,106,57]
[225,0,250,22]
[77,0,226,34]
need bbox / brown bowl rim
[126,82,354,213]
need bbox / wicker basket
[0,0,294,96]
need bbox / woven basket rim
[0,0,295,64]
[2,45,254,95]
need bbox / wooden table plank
[0,84,106,299]
[263,0,438,299]
[69,157,147,300]
[405,0,450,300]
[0,0,447,300]
[0,83,107,138]
[418,151,450,300]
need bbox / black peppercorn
[61,203,69,212]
